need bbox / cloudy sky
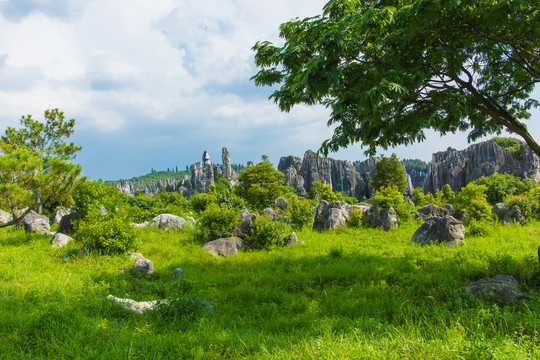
[1,0,539,180]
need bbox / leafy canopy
[235,157,289,211]
[252,0,540,157]
[372,153,407,193]
[0,109,82,227]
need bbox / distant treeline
[401,159,430,173]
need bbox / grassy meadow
[0,220,539,359]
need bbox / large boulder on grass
[363,207,398,231]
[465,275,525,304]
[417,203,448,220]
[313,200,349,231]
[204,237,248,257]
[16,211,51,234]
[410,215,465,245]
[502,205,526,225]
[0,209,12,225]
[150,214,186,230]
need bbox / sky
[0,0,539,181]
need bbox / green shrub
[371,185,403,208]
[287,196,315,229]
[454,183,493,222]
[466,218,491,237]
[412,187,426,206]
[196,204,240,242]
[492,137,525,160]
[347,208,364,228]
[437,184,455,204]
[473,173,533,205]
[308,181,339,201]
[75,211,136,254]
[190,192,217,213]
[504,186,540,219]
[246,214,290,250]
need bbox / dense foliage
[401,158,430,173]
[492,137,525,160]
[0,109,82,226]
[252,0,540,157]
[372,154,407,193]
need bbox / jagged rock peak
[203,151,211,166]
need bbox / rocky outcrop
[278,151,377,201]
[363,207,398,231]
[150,214,186,230]
[204,237,249,256]
[424,140,540,194]
[465,275,524,304]
[410,215,465,245]
[313,200,350,231]
[16,211,51,235]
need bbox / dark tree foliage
[252,0,540,157]
[401,158,430,173]
[372,153,407,193]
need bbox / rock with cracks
[410,215,465,245]
[132,259,155,275]
[313,200,349,231]
[150,214,186,230]
[465,275,525,304]
[204,237,248,257]
[16,211,51,234]
[363,207,398,231]
[51,233,73,248]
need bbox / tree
[235,158,289,210]
[372,153,407,193]
[252,0,540,157]
[0,109,82,227]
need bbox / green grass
[1,221,539,359]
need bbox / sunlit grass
[0,220,539,359]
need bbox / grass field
[1,220,539,359]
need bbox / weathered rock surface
[313,200,349,231]
[503,205,526,225]
[261,208,277,220]
[58,212,80,234]
[132,259,155,275]
[107,295,161,314]
[204,237,248,256]
[424,140,540,194]
[150,214,186,230]
[51,233,73,248]
[235,209,256,238]
[50,206,71,225]
[283,232,304,246]
[128,252,145,260]
[0,209,12,224]
[275,197,289,211]
[363,207,398,231]
[410,215,465,245]
[16,211,51,234]
[465,275,524,304]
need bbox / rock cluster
[424,140,540,194]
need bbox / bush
[347,208,364,228]
[466,218,491,237]
[437,184,455,204]
[246,214,290,250]
[235,160,289,211]
[287,196,314,229]
[454,183,493,222]
[504,186,540,219]
[190,192,217,213]
[309,181,339,201]
[196,204,240,242]
[371,185,403,208]
[473,173,533,205]
[75,211,136,254]
[412,187,426,206]
[492,137,525,160]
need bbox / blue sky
[0,0,538,180]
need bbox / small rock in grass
[60,252,70,259]
[128,252,145,260]
[132,259,155,275]
[174,268,184,279]
[50,233,73,248]
[465,275,525,304]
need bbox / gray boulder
[204,236,248,257]
[492,203,508,221]
[174,268,184,279]
[261,207,277,220]
[50,233,73,248]
[128,252,145,260]
[417,203,449,220]
[0,209,12,224]
[50,206,71,225]
[16,211,51,234]
[58,212,80,234]
[502,205,526,225]
[410,215,465,245]
[107,295,161,314]
[236,210,256,238]
[132,259,155,275]
[275,197,289,211]
[283,232,304,246]
[313,200,349,231]
[150,214,186,230]
[465,275,524,304]
[363,207,398,231]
